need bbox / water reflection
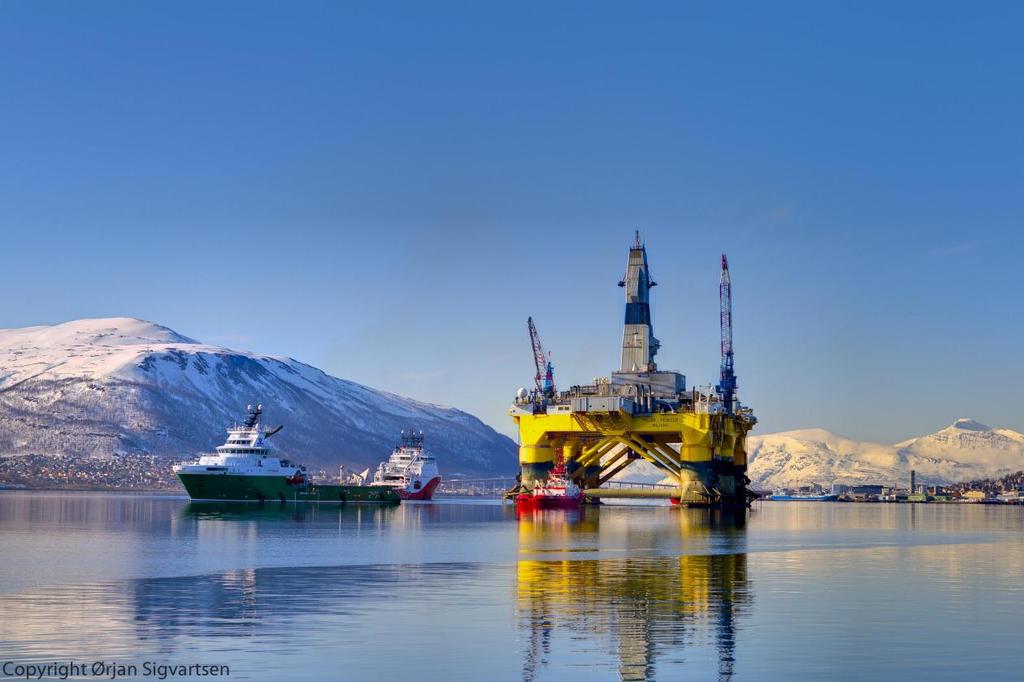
[0,560,487,666]
[129,562,474,643]
[5,495,1024,680]
[515,509,751,681]
[179,499,404,523]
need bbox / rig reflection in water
[515,509,751,681]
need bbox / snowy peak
[747,428,901,490]
[0,318,208,384]
[895,419,995,448]
[900,419,1021,451]
[0,317,197,349]
[949,418,991,432]
[760,428,844,443]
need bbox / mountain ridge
[747,418,1024,489]
[0,317,516,476]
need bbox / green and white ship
[173,405,400,504]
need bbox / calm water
[1,493,1023,681]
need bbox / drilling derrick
[510,236,757,507]
[618,230,659,373]
[718,254,737,415]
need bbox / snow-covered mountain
[747,419,1024,489]
[603,419,1024,491]
[0,318,516,475]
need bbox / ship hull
[396,476,442,501]
[515,492,583,511]
[177,473,400,504]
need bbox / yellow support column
[519,438,555,486]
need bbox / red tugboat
[515,460,583,511]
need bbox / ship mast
[243,404,262,428]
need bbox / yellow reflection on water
[515,508,751,681]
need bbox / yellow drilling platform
[509,233,757,507]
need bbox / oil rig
[509,233,757,507]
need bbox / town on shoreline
[762,470,1024,504]
[5,453,1024,505]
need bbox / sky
[1,1,1022,443]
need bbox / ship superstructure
[510,233,757,508]
[371,431,442,500]
[173,405,303,483]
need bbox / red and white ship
[370,431,442,500]
[515,461,583,511]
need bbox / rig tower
[717,254,737,415]
[618,230,660,373]
[510,235,757,507]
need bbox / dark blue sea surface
[1,492,1021,680]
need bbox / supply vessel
[370,430,442,500]
[173,405,400,504]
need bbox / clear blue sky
[2,1,1022,443]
